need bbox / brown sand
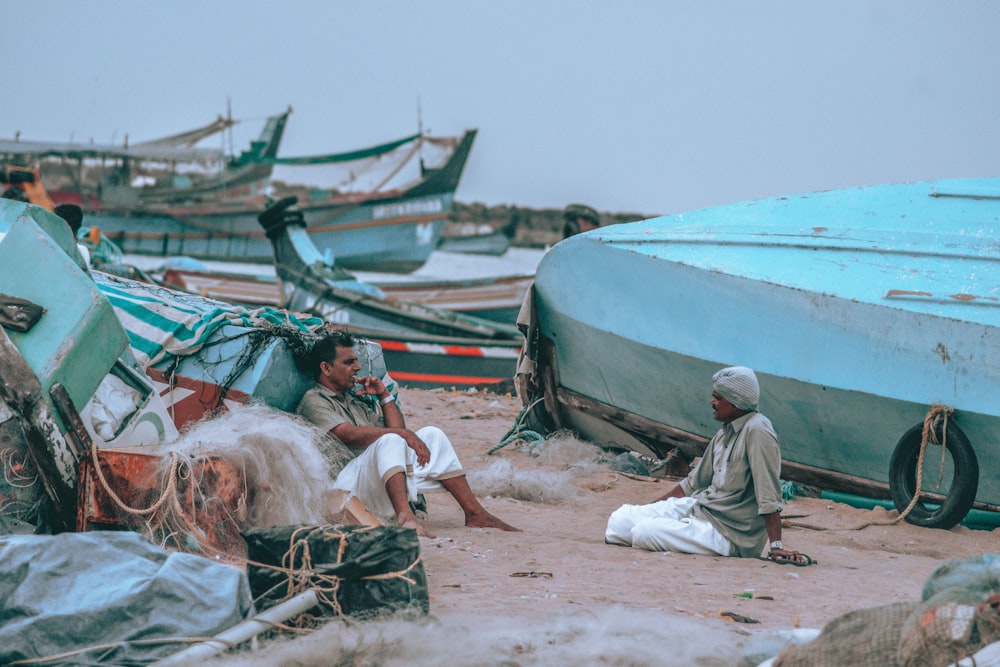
[401,386,997,630]
[209,386,999,665]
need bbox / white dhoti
[605,496,732,556]
[332,426,464,520]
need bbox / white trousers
[332,426,464,519]
[605,496,732,556]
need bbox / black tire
[889,420,978,529]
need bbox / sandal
[766,550,817,567]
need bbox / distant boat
[2,110,478,273]
[436,219,515,256]
[517,177,1000,529]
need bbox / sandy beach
[206,386,1000,666]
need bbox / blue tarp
[0,531,252,665]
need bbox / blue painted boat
[517,177,1000,528]
[3,112,476,273]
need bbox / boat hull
[527,178,1000,516]
[159,268,531,325]
[366,333,520,390]
[80,128,479,274]
[89,191,449,273]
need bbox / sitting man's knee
[419,425,447,441]
[371,433,407,454]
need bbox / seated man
[296,331,519,537]
[605,366,813,565]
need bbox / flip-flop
[766,551,817,567]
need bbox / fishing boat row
[1,109,478,273]
[156,261,533,324]
[517,177,1000,529]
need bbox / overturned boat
[517,177,1000,529]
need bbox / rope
[489,398,546,454]
[89,445,180,517]
[892,403,954,524]
[246,525,425,624]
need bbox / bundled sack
[896,554,1000,667]
[774,602,917,667]
[244,524,428,621]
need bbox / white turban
[712,366,760,412]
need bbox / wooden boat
[158,266,533,325]
[517,177,1000,529]
[2,111,477,273]
[437,219,515,256]
[0,198,399,565]
[257,196,523,389]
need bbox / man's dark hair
[54,203,84,236]
[308,330,355,378]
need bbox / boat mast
[223,97,233,176]
[416,96,425,173]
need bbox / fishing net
[160,402,354,528]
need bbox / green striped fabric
[92,271,324,368]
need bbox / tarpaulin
[0,531,252,665]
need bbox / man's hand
[404,432,431,466]
[358,375,387,398]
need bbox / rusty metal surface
[77,449,248,565]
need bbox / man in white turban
[605,366,814,565]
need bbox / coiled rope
[248,525,424,625]
[489,397,546,454]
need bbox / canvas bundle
[774,602,916,667]
[896,592,1000,667]
[243,524,429,621]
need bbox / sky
[7,1,1000,217]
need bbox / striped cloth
[91,271,399,404]
[92,271,324,368]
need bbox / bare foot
[466,511,521,532]
[398,513,435,539]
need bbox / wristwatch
[769,540,784,550]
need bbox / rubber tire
[889,421,978,529]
